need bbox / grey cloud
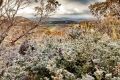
[19,0,103,18]
[65,0,94,4]
[61,10,90,16]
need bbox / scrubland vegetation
[0,0,120,80]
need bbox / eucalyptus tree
[89,0,120,19]
[0,0,31,44]
[11,0,60,44]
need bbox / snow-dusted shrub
[0,27,120,80]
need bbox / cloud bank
[18,0,106,19]
[52,0,106,19]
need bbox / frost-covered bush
[0,27,120,80]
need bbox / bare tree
[0,0,30,44]
[10,0,60,44]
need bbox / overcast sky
[18,0,105,19]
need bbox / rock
[100,33,111,42]
[0,69,4,77]
[106,73,112,79]
[15,75,31,80]
[19,40,29,55]
[93,59,100,64]
[82,74,94,80]
[19,40,36,55]
[111,77,120,80]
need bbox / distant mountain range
[46,20,78,24]
[29,17,90,24]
